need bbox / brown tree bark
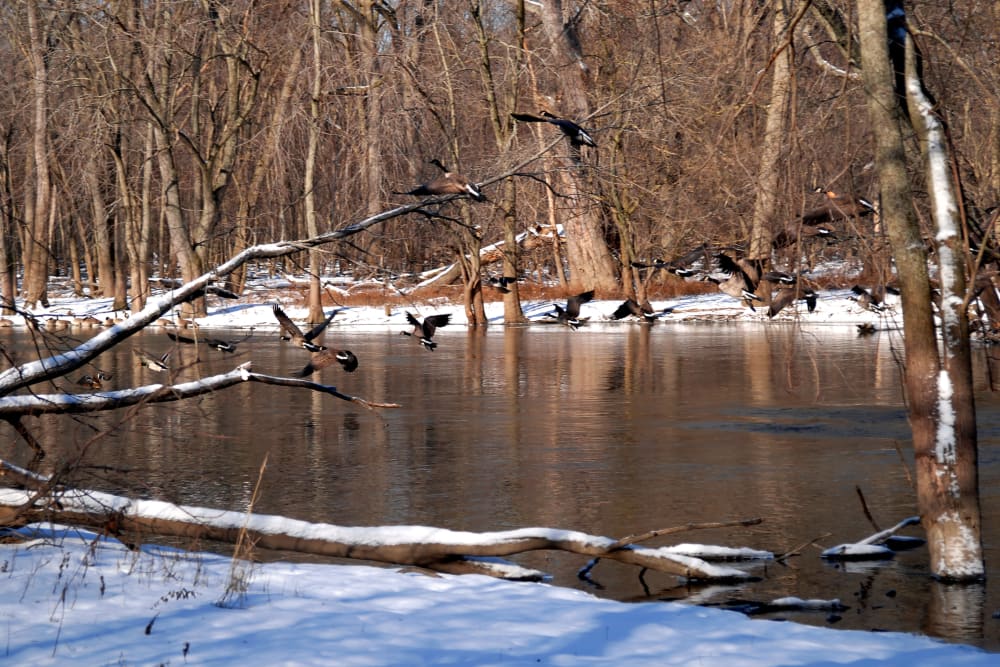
[857,1,983,581]
[0,127,17,314]
[902,30,983,580]
[304,0,325,324]
[474,0,528,323]
[534,0,618,292]
[22,1,52,309]
[748,1,798,265]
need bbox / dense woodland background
[0,0,997,319]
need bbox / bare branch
[0,364,398,418]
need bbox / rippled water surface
[5,322,1000,649]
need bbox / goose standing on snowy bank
[398,159,485,202]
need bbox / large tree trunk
[857,0,983,581]
[902,27,983,580]
[535,0,617,293]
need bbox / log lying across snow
[0,466,761,582]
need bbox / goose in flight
[550,290,595,329]
[293,348,359,376]
[271,304,338,352]
[511,111,597,148]
[399,159,485,202]
[167,329,253,353]
[402,312,452,350]
[134,349,170,372]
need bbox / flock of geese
[64,145,908,391]
[122,305,460,392]
[393,110,597,202]
[90,272,898,392]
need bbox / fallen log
[0,469,758,583]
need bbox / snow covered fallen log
[0,473,757,583]
[821,516,923,561]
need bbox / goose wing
[566,290,595,318]
[405,311,423,332]
[303,309,338,342]
[167,332,196,345]
[422,313,452,337]
[271,304,305,341]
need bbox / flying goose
[399,159,485,202]
[167,330,253,353]
[767,288,818,318]
[511,111,597,148]
[293,348,359,376]
[271,304,337,352]
[550,290,595,329]
[772,224,837,249]
[610,298,673,322]
[402,312,452,350]
[134,349,170,372]
[630,259,702,278]
[849,284,898,312]
[857,322,877,336]
[152,278,240,301]
[76,371,112,390]
[704,253,763,310]
[800,188,876,225]
[488,275,519,293]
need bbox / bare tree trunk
[83,152,115,298]
[535,0,617,292]
[225,48,303,295]
[748,1,796,266]
[22,1,52,308]
[857,0,983,581]
[302,0,326,323]
[473,0,527,323]
[902,28,983,580]
[0,127,18,313]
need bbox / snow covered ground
[0,523,994,666]
[4,272,901,332]
[3,276,995,665]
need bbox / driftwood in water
[821,516,923,560]
[0,461,758,583]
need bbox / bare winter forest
[0,1,998,583]
[0,0,997,319]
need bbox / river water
[4,322,999,649]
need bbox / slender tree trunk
[83,154,115,298]
[473,0,527,323]
[0,128,15,313]
[23,1,52,308]
[748,1,796,266]
[304,0,324,323]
